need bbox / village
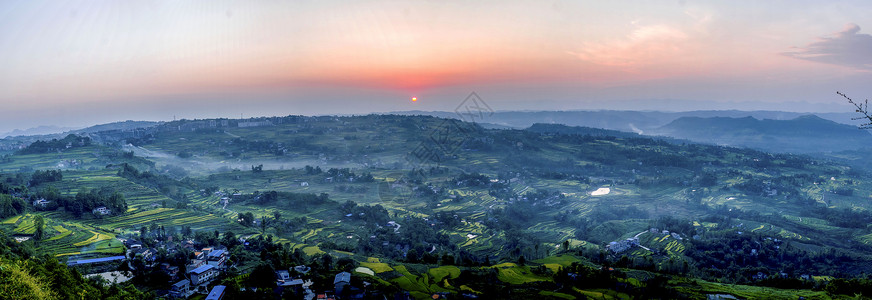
[91,233,396,300]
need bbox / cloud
[567,24,689,68]
[783,23,872,70]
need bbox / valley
[2,113,872,298]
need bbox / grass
[534,255,584,273]
[539,291,576,299]
[360,261,394,273]
[2,215,22,225]
[491,262,550,284]
[428,266,460,282]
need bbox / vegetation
[1,113,872,298]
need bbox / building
[32,199,50,208]
[190,264,218,285]
[276,270,291,285]
[206,249,227,268]
[294,265,311,274]
[606,237,639,254]
[66,255,126,267]
[92,206,111,215]
[169,279,190,298]
[205,285,227,300]
[334,272,351,295]
[187,259,206,271]
[275,270,306,286]
[132,248,157,267]
[161,263,180,280]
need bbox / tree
[247,263,276,289]
[259,215,270,234]
[222,231,238,248]
[406,249,419,263]
[33,215,45,241]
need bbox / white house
[32,199,50,208]
[92,206,111,215]
[189,264,218,285]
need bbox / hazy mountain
[0,125,78,138]
[72,120,160,134]
[525,123,646,139]
[392,110,860,133]
[649,115,872,153]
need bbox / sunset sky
[2,1,872,133]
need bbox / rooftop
[207,249,226,258]
[334,271,351,284]
[190,264,216,275]
[172,279,190,288]
[205,285,226,300]
[67,255,126,266]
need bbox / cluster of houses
[167,247,229,298]
[606,237,640,254]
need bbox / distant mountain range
[393,110,861,133]
[4,111,871,155]
[395,110,871,154]
[648,115,872,153]
[0,125,78,138]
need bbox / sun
[411,97,418,102]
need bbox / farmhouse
[276,270,305,287]
[190,264,219,285]
[206,249,227,268]
[92,206,111,215]
[169,279,190,298]
[334,271,351,295]
[606,237,640,254]
[32,199,50,208]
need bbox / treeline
[246,190,330,208]
[37,187,127,218]
[0,194,26,219]
[29,170,63,186]
[17,134,91,154]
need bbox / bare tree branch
[838,91,872,129]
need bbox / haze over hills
[394,110,860,133]
[649,115,872,153]
[0,125,79,138]
[395,110,872,154]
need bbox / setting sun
[412,97,417,102]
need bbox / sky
[2,1,872,133]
